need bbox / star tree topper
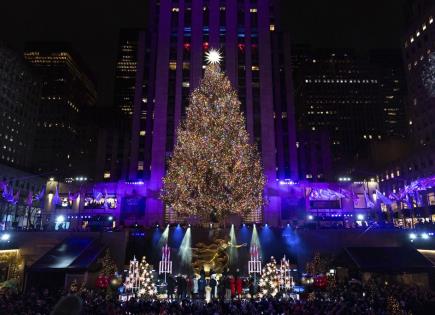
[205,49,222,65]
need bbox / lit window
[137,161,144,171]
[172,7,179,12]
[416,31,420,37]
[429,17,433,24]
[306,174,313,179]
[269,24,275,31]
[182,81,190,88]
[396,170,400,176]
[251,65,259,71]
[410,37,414,43]
[422,24,427,31]
[409,120,413,125]
[250,8,257,13]
[103,172,111,179]
[169,61,177,70]
[139,130,146,136]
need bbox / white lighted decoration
[205,49,222,65]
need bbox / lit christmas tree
[123,256,156,299]
[259,256,279,297]
[161,49,265,221]
[101,248,117,278]
[138,256,156,298]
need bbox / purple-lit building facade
[375,1,435,226]
[85,0,384,227]
[114,0,298,226]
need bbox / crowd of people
[1,279,434,314]
[163,269,246,301]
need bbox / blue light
[421,233,429,240]
[1,233,10,241]
[409,233,417,240]
[56,215,65,224]
[108,216,113,221]
[357,214,364,221]
[308,215,314,220]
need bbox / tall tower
[24,42,97,178]
[129,0,297,225]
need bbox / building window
[428,192,435,206]
[137,161,144,171]
[103,172,111,179]
[139,130,146,136]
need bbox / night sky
[0,0,407,107]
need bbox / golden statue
[192,238,246,274]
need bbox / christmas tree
[161,49,265,221]
[138,256,156,299]
[124,256,156,299]
[259,256,279,297]
[101,248,117,278]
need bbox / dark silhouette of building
[94,107,130,182]
[23,43,97,178]
[292,47,407,180]
[114,29,144,116]
[377,0,435,198]
[0,46,40,169]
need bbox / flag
[376,190,392,205]
[103,189,109,209]
[413,191,422,207]
[364,192,375,208]
[34,187,45,201]
[52,185,61,205]
[93,189,103,202]
[26,190,33,206]
[13,190,20,204]
[1,183,9,200]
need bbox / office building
[24,43,97,178]
[0,46,40,168]
[292,47,407,179]
[124,0,298,225]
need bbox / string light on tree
[161,48,265,221]
[101,248,117,278]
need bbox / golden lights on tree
[101,248,117,278]
[161,51,265,221]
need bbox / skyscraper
[377,1,435,198]
[114,29,144,115]
[128,0,298,225]
[24,43,97,178]
[292,47,407,179]
[0,46,40,168]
